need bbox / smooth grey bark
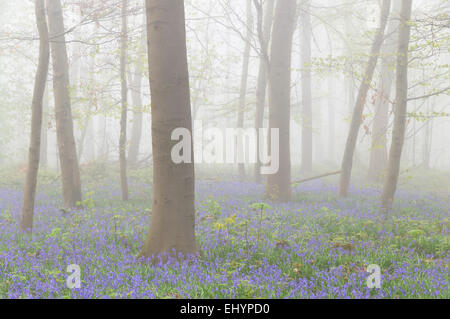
[381,0,413,214]
[338,0,391,197]
[47,0,82,208]
[265,0,297,202]
[140,0,198,260]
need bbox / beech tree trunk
[368,0,402,182]
[265,0,297,202]
[300,0,313,173]
[254,0,275,183]
[338,0,391,198]
[381,0,413,214]
[237,0,253,180]
[140,0,197,260]
[40,83,49,168]
[20,0,50,233]
[119,0,129,201]
[47,0,82,208]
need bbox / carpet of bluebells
[0,170,448,299]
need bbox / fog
[0,0,448,300]
[1,0,448,171]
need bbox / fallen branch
[292,170,341,185]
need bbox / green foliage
[76,191,95,209]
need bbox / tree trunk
[254,0,275,183]
[20,0,50,232]
[127,66,144,167]
[40,83,49,168]
[381,0,412,214]
[327,77,335,163]
[140,0,197,260]
[368,0,402,182]
[128,15,146,166]
[237,0,253,180]
[300,0,313,173]
[265,0,297,202]
[81,23,97,164]
[119,0,129,201]
[422,98,432,169]
[338,0,391,197]
[47,0,82,208]
[314,81,323,162]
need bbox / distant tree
[338,0,391,198]
[128,15,146,166]
[368,0,402,182]
[40,84,49,168]
[381,0,413,214]
[140,0,198,260]
[254,0,275,183]
[119,0,129,201]
[300,0,313,173]
[47,0,82,208]
[237,0,253,180]
[265,0,297,201]
[20,0,50,233]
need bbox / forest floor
[0,166,448,298]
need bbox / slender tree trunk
[47,0,82,208]
[368,0,402,182]
[119,0,129,201]
[338,0,391,197]
[128,15,146,166]
[72,7,83,161]
[327,77,335,163]
[237,0,253,179]
[77,119,89,162]
[140,0,197,260]
[237,0,253,180]
[84,119,95,162]
[265,0,297,202]
[82,25,97,163]
[127,63,144,166]
[254,0,275,183]
[422,98,432,169]
[20,0,50,232]
[300,0,313,173]
[314,81,323,162]
[40,83,49,168]
[381,0,412,214]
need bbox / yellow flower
[213,222,225,231]
[225,214,236,225]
